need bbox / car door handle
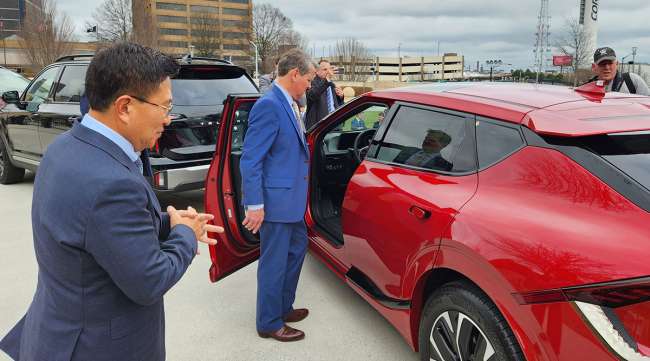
[409,205,431,220]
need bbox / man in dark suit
[240,49,315,342]
[0,43,221,361]
[304,59,343,129]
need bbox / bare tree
[86,0,132,43]
[556,17,591,86]
[190,12,221,57]
[281,30,309,53]
[19,0,76,71]
[331,37,373,82]
[252,3,292,73]
[131,0,158,49]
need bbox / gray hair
[277,48,312,76]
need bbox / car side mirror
[1,90,20,104]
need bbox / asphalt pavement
[0,173,418,361]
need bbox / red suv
[204,83,650,361]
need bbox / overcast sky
[59,0,650,70]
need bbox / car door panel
[205,94,261,282]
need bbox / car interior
[310,104,389,243]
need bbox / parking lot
[0,173,418,361]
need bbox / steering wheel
[352,129,376,164]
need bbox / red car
[204,82,650,361]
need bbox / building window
[222,31,246,39]
[157,15,187,23]
[190,17,219,25]
[0,9,20,19]
[223,0,249,3]
[223,43,245,50]
[191,30,219,37]
[156,2,186,11]
[159,28,188,36]
[159,40,187,48]
[190,5,218,13]
[223,20,248,28]
[222,7,248,16]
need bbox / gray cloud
[58,0,650,69]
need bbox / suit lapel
[271,86,309,154]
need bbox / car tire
[419,281,525,361]
[0,139,25,184]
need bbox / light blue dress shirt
[80,113,140,164]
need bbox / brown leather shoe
[283,308,309,323]
[258,325,305,342]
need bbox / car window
[231,101,254,151]
[376,105,477,173]
[0,68,30,94]
[172,67,257,106]
[476,117,524,169]
[321,105,389,153]
[24,66,60,104]
[54,66,87,103]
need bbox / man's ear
[114,95,132,124]
[591,63,598,73]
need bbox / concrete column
[441,54,445,80]
[375,56,379,81]
[399,56,402,82]
[420,57,424,81]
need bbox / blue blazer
[240,85,310,223]
[0,123,197,361]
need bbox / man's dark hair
[85,42,179,111]
[318,59,330,65]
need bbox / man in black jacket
[305,60,344,129]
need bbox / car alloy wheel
[0,139,25,184]
[429,310,495,361]
[419,281,525,361]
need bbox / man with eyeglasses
[0,43,222,361]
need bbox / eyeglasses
[129,95,173,116]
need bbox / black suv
[0,54,258,190]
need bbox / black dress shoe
[257,325,305,342]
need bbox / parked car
[0,66,30,96]
[204,82,650,361]
[0,54,258,189]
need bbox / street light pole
[249,40,259,79]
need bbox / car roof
[369,82,650,137]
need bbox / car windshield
[171,67,257,106]
[0,68,30,94]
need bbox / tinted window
[156,2,186,10]
[376,105,476,173]
[54,66,87,102]
[171,67,256,106]
[231,101,254,151]
[583,132,650,191]
[24,66,60,104]
[476,117,524,169]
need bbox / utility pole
[398,42,402,59]
[533,0,551,84]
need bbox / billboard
[553,55,574,66]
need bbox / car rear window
[580,131,650,191]
[171,66,257,106]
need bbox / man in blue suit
[0,43,221,360]
[240,49,315,342]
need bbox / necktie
[134,157,143,174]
[326,86,335,113]
[292,101,306,135]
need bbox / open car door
[205,93,261,282]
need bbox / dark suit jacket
[240,85,310,223]
[304,76,343,130]
[0,123,197,361]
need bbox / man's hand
[242,208,264,234]
[168,206,223,253]
[334,86,344,98]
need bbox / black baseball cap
[594,47,617,64]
